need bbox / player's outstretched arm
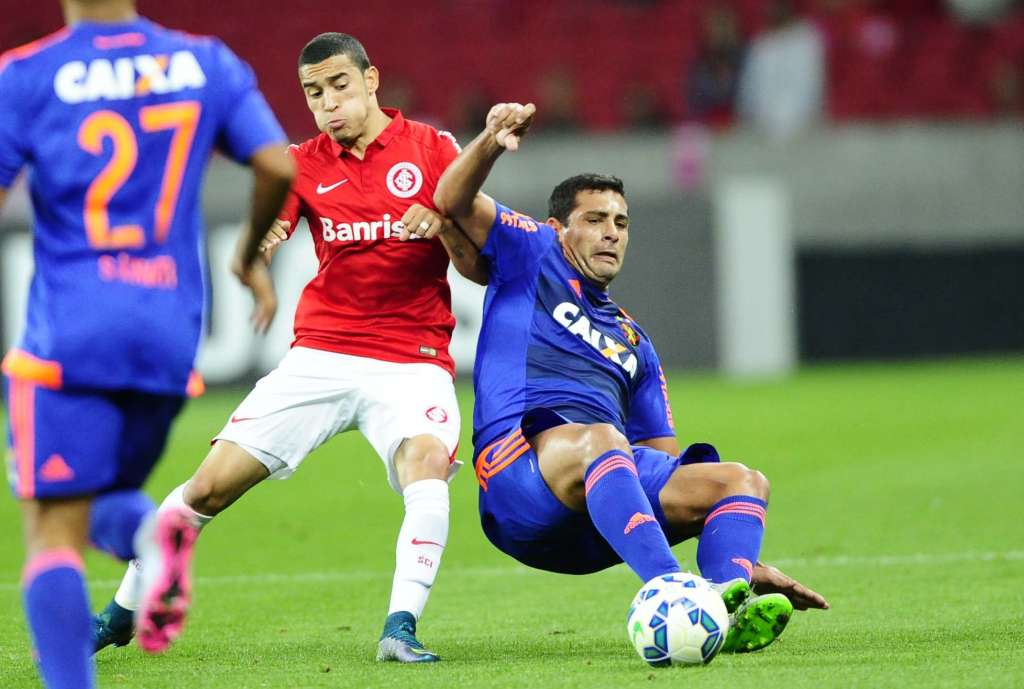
[231,143,296,334]
[0,187,7,214]
[434,102,535,249]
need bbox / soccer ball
[626,572,729,666]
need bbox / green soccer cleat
[710,577,752,614]
[92,599,135,653]
[376,611,440,663]
[721,593,794,653]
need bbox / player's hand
[259,220,290,265]
[751,562,830,611]
[232,257,277,334]
[485,102,536,152]
[399,204,445,242]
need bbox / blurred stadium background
[2,0,1023,381]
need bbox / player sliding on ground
[92,32,486,663]
[0,0,295,686]
[428,102,829,653]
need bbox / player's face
[555,190,630,288]
[299,54,379,145]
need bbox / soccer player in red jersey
[1,0,294,685]
[92,32,485,663]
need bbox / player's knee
[659,463,770,536]
[414,447,451,479]
[396,435,451,486]
[749,468,770,501]
[579,423,632,472]
[183,476,231,516]
[721,462,770,502]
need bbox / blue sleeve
[626,341,676,442]
[0,62,29,187]
[481,202,558,283]
[212,41,287,163]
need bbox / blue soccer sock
[584,449,680,582]
[22,549,95,689]
[90,490,155,561]
[697,495,767,583]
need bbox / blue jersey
[472,203,676,451]
[0,18,285,395]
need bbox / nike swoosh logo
[411,538,445,548]
[230,415,257,423]
[316,179,349,194]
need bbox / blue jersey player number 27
[0,11,294,685]
[0,20,284,398]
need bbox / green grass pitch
[1,358,1022,688]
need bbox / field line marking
[1,549,1021,593]
[768,549,1024,568]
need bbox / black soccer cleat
[92,600,135,653]
[376,611,440,663]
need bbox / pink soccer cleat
[134,508,199,654]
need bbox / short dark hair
[298,32,371,71]
[547,174,626,225]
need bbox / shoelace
[386,623,424,648]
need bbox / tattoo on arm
[440,219,488,285]
[447,237,466,259]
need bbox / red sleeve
[432,130,460,180]
[277,146,302,234]
[278,189,301,233]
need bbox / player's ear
[364,66,380,97]
[547,217,564,232]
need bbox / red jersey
[280,109,460,376]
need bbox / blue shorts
[475,425,718,575]
[5,377,185,500]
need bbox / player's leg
[532,422,680,583]
[90,490,155,561]
[657,460,792,652]
[88,490,156,650]
[89,392,185,651]
[357,360,460,663]
[136,439,268,653]
[94,347,352,651]
[390,434,452,623]
[476,430,623,576]
[378,434,452,662]
[7,379,129,688]
[658,461,769,583]
[93,440,269,651]
[182,439,273,514]
[21,498,95,689]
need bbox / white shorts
[214,347,462,494]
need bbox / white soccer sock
[387,478,450,619]
[113,482,214,611]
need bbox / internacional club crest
[425,406,449,424]
[386,161,423,199]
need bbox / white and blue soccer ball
[626,572,729,666]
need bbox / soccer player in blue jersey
[428,102,829,653]
[0,0,294,686]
